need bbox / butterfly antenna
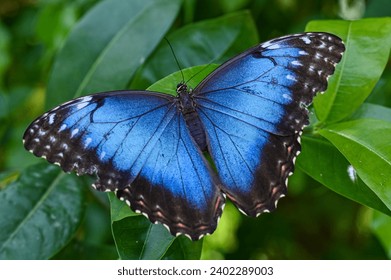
[185,62,216,85]
[164,38,185,83]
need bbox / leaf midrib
[0,171,65,256]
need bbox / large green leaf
[46,0,182,109]
[297,135,391,216]
[130,10,258,89]
[319,119,391,212]
[306,18,391,124]
[0,163,85,259]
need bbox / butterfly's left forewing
[23,91,224,240]
[193,33,345,216]
[24,92,174,183]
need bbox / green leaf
[0,163,85,259]
[348,103,391,123]
[109,193,138,222]
[112,215,175,260]
[297,135,391,216]
[162,237,202,260]
[319,119,391,212]
[130,10,258,89]
[306,18,391,124]
[46,0,182,109]
[35,2,77,50]
[148,64,219,96]
[370,210,391,259]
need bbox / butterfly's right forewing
[193,33,345,216]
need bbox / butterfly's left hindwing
[23,91,224,240]
[193,32,345,216]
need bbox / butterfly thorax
[176,82,207,151]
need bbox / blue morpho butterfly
[23,32,344,240]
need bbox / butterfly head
[175,82,194,112]
[176,81,191,95]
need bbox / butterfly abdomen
[182,110,207,151]
[176,83,207,151]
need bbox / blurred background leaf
[130,10,258,89]
[46,0,182,108]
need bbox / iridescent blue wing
[193,32,345,216]
[23,91,224,240]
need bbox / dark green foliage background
[0,0,390,260]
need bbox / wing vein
[198,100,278,133]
